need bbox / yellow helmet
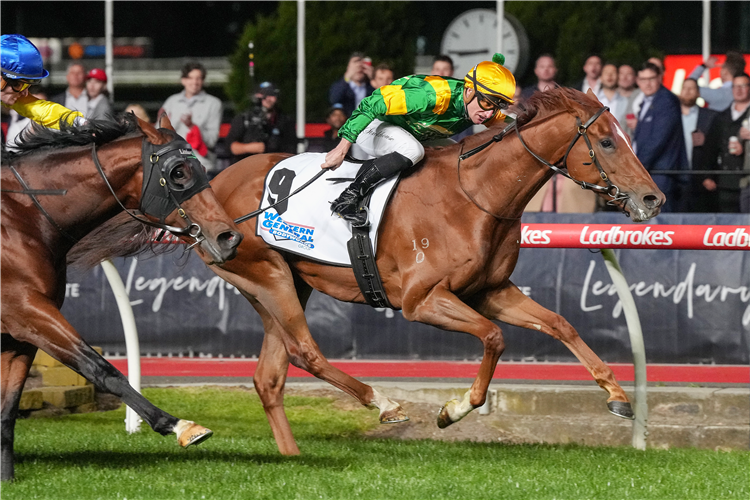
[464,53,516,109]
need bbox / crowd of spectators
[2,47,748,213]
[519,51,749,214]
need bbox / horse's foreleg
[248,296,299,455]
[403,286,505,428]
[476,283,633,419]
[4,296,213,446]
[0,335,37,481]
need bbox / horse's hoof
[607,400,635,420]
[437,404,455,429]
[380,406,409,424]
[177,422,214,447]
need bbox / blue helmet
[1,34,50,81]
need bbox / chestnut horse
[1,114,243,480]
[205,88,665,455]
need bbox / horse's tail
[67,212,183,269]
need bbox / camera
[246,96,269,128]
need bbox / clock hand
[446,49,490,57]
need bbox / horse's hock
[287,382,749,450]
[19,348,122,416]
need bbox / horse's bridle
[93,130,212,248]
[459,106,630,218]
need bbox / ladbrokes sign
[521,224,750,250]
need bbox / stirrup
[342,206,370,228]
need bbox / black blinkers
[140,132,211,223]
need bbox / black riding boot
[330,152,413,227]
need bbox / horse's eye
[600,139,614,149]
[170,164,193,185]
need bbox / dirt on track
[285,386,523,444]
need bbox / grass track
[4,386,748,500]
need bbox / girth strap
[347,225,393,309]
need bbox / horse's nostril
[642,194,661,209]
[217,230,243,251]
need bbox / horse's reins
[459,106,630,218]
[4,165,79,241]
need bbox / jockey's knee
[402,141,424,165]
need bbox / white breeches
[349,120,425,164]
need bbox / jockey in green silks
[1,34,85,130]
[321,53,517,227]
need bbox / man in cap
[322,53,516,227]
[1,34,84,131]
[225,81,296,165]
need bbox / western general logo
[261,212,315,249]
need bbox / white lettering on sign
[702,227,750,248]
[580,259,750,325]
[124,259,241,312]
[65,283,80,298]
[521,226,552,245]
[579,225,675,246]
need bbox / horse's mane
[512,86,601,128]
[67,212,185,270]
[2,112,140,163]
[431,86,603,155]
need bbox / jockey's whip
[234,169,327,224]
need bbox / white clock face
[441,9,525,79]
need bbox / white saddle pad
[256,153,399,266]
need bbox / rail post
[599,249,648,450]
[100,259,142,433]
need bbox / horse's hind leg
[1,335,37,481]
[4,294,213,447]
[476,283,633,419]
[214,257,407,425]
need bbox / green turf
[3,387,748,500]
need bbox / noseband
[93,130,212,247]
[459,106,630,216]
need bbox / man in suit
[701,72,750,212]
[329,52,375,117]
[632,62,688,212]
[679,78,719,212]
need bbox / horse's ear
[136,116,164,144]
[586,88,604,106]
[158,114,175,132]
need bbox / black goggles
[476,91,510,112]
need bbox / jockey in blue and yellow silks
[1,34,84,131]
[321,53,517,227]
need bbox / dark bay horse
[1,114,243,480]
[206,88,665,455]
